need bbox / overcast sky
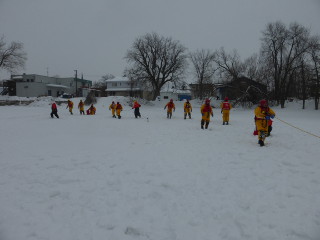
[0,0,320,82]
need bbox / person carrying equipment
[220,97,232,125]
[164,99,175,119]
[78,100,85,115]
[132,100,141,118]
[116,102,123,119]
[254,99,275,146]
[109,101,116,118]
[184,99,192,119]
[50,102,59,118]
[87,104,96,115]
[66,99,74,115]
[200,99,213,129]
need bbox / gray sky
[1,0,320,82]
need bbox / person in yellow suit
[184,99,192,119]
[109,101,116,118]
[116,102,123,119]
[164,99,175,119]
[66,99,74,115]
[254,99,275,147]
[200,99,213,129]
[78,100,85,115]
[220,97,232,125]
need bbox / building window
[48,90,52,96]
[164,96,168,99]
[112,83,117,87]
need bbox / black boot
[223,122,225,125]
[226,122,228,125]
[201,120,204,129]
[258,140,264,146]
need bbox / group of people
[51,97,275,147]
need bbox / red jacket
[132,102,141,109]
[52,103,57,110]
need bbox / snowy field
[0,97,320,240]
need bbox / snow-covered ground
[0,97,319,240]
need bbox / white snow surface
[0,97,319,240]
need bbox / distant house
[3,74,92,97]
[215,77,268,102]
[105,76,152,99]
[160,84,192,101]
[189,83,216,99]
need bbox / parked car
[60,93,73,98]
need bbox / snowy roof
[46,84,70,89]
[106,87,141,92]
[12,76,23,79]
[160,89,191,94]
[105,76,129,83]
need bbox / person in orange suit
[78,100,85,115]
[200,99,213,129]
[66,99,74,115]
[87,104,96,115]
[254,99,275,146]
[220,97,232,125]
[109,101,116,118]
[184,99,192,119]
[116,102,123,119]
[164,99,175,119]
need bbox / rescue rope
[275,117,320,139]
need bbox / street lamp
[74,70,78,97]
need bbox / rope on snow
[275,117,320,139]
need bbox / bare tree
[0,36,27,73]
[260,21,312,108]
[125,32,188,100]
[189,49,216,100]
[213,47,245,82]
[308,36,320,110]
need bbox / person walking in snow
[78,100,85,115]
[132,100,141,118]
[254,99,275,146]
[164,99,175,119]
[220,97,232,125]
[50,101,59,118]
[200,99,213,129]
[116,102,123,119]
[66,99,74,115]
[184,99,192,119]
[87,104,96,115]
[109,101,116,118]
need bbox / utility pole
[74,70,78,97]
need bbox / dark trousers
[134,108,141,118]
[51,110,59,118]
[201,120,209,129]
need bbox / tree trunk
[152,88,161,101]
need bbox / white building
[105,76,151,99]
[10,74,92,97]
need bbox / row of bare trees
[124,22,320,109]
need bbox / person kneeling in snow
[87,104,96,115]
[254,99,275,146]
[132,100,141,118]
[200,99,213,129]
